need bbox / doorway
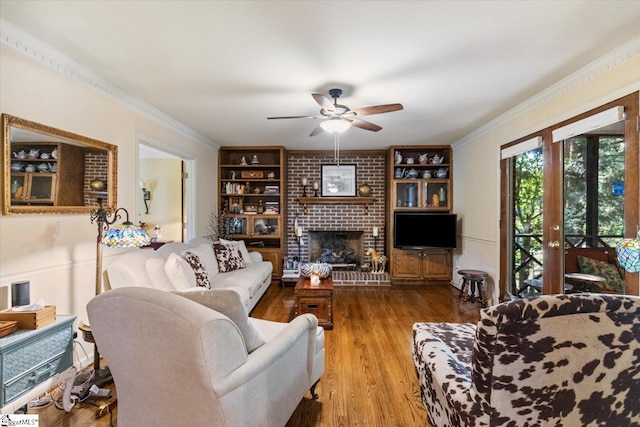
[138,143,187,243]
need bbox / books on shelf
[264,201,279,214]
[264,185,279,194]
[224,182,246,195]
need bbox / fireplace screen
[309,231,364,268]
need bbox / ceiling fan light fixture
[320,118,351,133]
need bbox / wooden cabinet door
[253,247,282,278]
[390,249,423,279]
[423,250,452,280]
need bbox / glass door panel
[509,146,544,297]
[395,181,420,208]
[563,127,625,294]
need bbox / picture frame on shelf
[321,164,357,197]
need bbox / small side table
[564,273,606,293]
[294,276,333,329]
[458,269,489,307]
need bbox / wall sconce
[140,180,151,214]
[301,177,308,197]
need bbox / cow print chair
[412,293,640,427]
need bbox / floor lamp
[83,182,150,387]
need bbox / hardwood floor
[32,283,480,426]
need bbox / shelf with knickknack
[219,146,287,279]
[9,141,86,206]
[387,145,454,285]
[390,145,452,211]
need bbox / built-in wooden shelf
[297,196,376,214]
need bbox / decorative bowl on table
[299,262,332,279]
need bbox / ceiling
[1,1,640,151]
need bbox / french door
[500,93,639,297]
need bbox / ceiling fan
[268,88,403,136]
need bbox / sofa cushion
[164,252,196,290]
[212,262,271,297]
[105,249,165,290]
[577,255,624,291]
[156,241,190,256]
[173,288,265,353]
[213,242,247,273]
[145,257,175,291]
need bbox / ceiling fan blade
[309,125,324,137]
[312,93,335,111]
[352,103,404,116]
[350,118,382,132]
[267,115,320,120]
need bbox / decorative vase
[300,262,332,279]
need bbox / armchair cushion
[577,255,624,291]
[174,288,265,353]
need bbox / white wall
[452,51,640,304]
[0,44,218,365]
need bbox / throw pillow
[220,238,253,264]
[577,255,625,291]
[173,289,265,353]
[189,243,219,280]
[164,252,196,290]
[213,242,247,273]
[184,251,211,289]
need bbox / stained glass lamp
[102,221,151,248]
[615,231,640,273]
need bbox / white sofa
[88,286,325,427]
[103,237,272,312]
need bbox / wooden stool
[458,269,489,307]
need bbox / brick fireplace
[286,150,387,265]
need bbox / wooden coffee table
[294,276,333,329]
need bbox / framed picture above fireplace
[321,164,357,197]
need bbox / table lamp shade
[615,231,640,273]
[102,222,150,248]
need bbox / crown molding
[452,34,640,150]
[0,18,218,149]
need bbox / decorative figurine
[240,156,247,165]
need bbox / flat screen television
[394,212,457,249]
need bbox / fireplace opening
[308,230,364,269]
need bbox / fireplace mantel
[297,196,375,214]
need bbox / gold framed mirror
[2,114,117,214]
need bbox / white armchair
[87,287,324,427]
